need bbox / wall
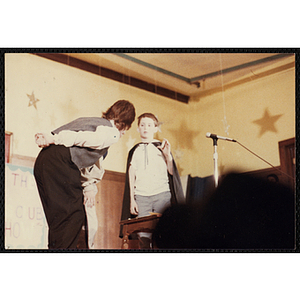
[5,53,295,178]
[4,53,189,175]
[183,57,295,177]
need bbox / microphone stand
[212,137,219,187]
[209,137,295,189]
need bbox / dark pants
[34,145,85,249]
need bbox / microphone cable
[235,140,295,181]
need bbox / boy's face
[137,117,158,141]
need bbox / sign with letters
[5,164,48,249]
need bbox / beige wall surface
[5,53,295,177]
[186,58,295,176]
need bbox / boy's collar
[140,138,159,143]
[110,120,116,127]
[140,140,161,146]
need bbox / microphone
[206,132,236,142]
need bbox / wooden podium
[119,214,161,249]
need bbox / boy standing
[120,113,184,249]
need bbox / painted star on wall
[168,120,200,151]
[27,91,40,109]
[252,108,283,137]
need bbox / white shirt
[53,121,120,149]
[130,142,170,196]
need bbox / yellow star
[27,91,40,109]
[252,108,283,137]
[167,120,200,150]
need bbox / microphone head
[206,132,211,138]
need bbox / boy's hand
[35,133,54,148]
[84,190,97,208]
[158,138,172,159]
[158,138,173,175]
[130,199,139,215]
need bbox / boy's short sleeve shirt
[130,143,170,196]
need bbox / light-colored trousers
[135,191,171,239]
[85,204,98,249]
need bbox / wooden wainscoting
[242,137,295,190]
[94,170,126,249]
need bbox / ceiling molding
[189,53,294,83]
[114,53,192,83]
[114,53,293,86]
[33,53,190,104]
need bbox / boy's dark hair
[137,113,159,127]
[102,100,136,131]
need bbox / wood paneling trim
[33,53,190,104]
[5,132,12,163]
[94,170,126,249]
[243,166,282,180]
[278,137,295,188]
[102,169,126,181]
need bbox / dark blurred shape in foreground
[153,172,295,250]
